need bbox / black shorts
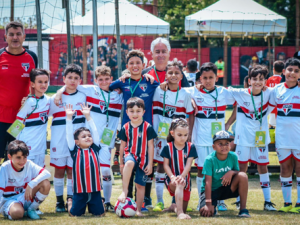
[200,182,239,209]
[0,122,15,158]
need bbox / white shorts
[50,156,73,170]
[269,113,276,127]
[28,154,45,168]
[195,146,214,169]
[235,145,269,165]
[276,148,300,163]
[154,138,167,164]
[99,145,111,168]
[0,193,31,218]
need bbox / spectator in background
[56,52,67,79]
[260,49,273,68]
[239,55,251,85]
[128,40,134,51]
[251,56,258,68]
[277,52,286,62]
[77,47,83,68]
[121,51,126,71]
[184,59,198,86]
[214,57,224,85]
[121,39,128,50]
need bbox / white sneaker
[35,209,44,215]
[264,201,277,211]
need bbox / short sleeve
[48,95,56,116]
[160,145,170,159]
[147,125,157,140]
[184,91,194,114]
[269,87,277,107]
[202,157,213,176]
[0,165,7,192]
[222,87,236,105]
[16,99,31,121]
[118,126,127,142]
[188,144,198,159]
[232,153,240,171]
[29,160,44,178]
[109,80,122,91]
[76,85,95,96]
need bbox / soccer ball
[114,197,137,218]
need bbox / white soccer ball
[114,197,137,218]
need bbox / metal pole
[115,0,122,78]
[198,36,201,66]
[223,37,228,87]
[92,0,98,82]
[65,0,72,64]
[10,0,14,21]
[35,0,43,68]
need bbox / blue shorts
[70,191,104,216]
[125,154,148,186]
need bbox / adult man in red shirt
[0,21,38,163]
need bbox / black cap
[213,130,234,143]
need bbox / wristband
[205,199,212,203]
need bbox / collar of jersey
[200,86,216,94]
[248,88,262,96]
[10,160,24,172]
[5,47,26,56]
[63,90,78,95]
[172,141,186,151]
[167,86,181,92]
[284,82,298,89]
[130,75,144,82]
[30,95,44,99]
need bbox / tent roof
[43,0,169,35]
[185,0,287,38]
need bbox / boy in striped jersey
[54,65,122,211]
[64,103,105,217]
[118,97,157,217]
[49,64,86,212]
[16,69,51,168]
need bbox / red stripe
[197,105,227,111]
[178,150,184,174]
[0,187,4,191]
[3,183,28,192]
[26,110,49,120]
[84,150,92,193]
[277,103,300,109]
[292,155,300,162]
[240,102,269,114]
[249,159,269,166]
[131,126,138,156]
[153,101,187,113]
[169,143,175,175]
[76,150,82,193]
[50,163,67,170]
[153,159,163,164]
[139,122,148,169]
[91,150,101,191]
[124,123,130,154]
[16,116,24,121]
[53,110,83,118]
[86,96,122,110]
[279,154,293,164]
[38,168,44,175]
[100,163,110,168]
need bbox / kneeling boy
[199,131,250,218]
[0,140,51,220]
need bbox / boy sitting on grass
[199,131,250,218]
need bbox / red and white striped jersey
[77,85,123,149]
[49,91,86,158]
[118,121,157,170]
[187,86,235,146]
[269,83,300,149]
[16,95,51,156]
[152,87,194,132]
[160,142,197,191]
[0,160,50,198]
[228,87,273,147]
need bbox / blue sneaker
[27,209,40,220]
[217,202,228,211]
[238,209,251,218]
[141,202,149,213]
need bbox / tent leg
[223,37,228,87]
[82,36,87,84]
[198,36,201,67]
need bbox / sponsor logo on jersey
[243,102,250,106]
[293,96,300,99]
[282,104,292,115]
[166,106,176,117]
[139,83,147,92]
[202,107,213,117]
[259,147,266,152]
[215,166,231,173]
[52,147,56,152]
[22,63,30,72]
[21,73,30,77]
[196,98,204,103]
[140,93,149,98]
[258,156,267,159]
[124,86,130,91]
[40,112,48,123]
[138,131,142,138]
[8,178,16,183]
[178,100,184,103]
[160,94,168,99]
[277,95,284,100]
[99,101,107,113]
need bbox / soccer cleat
[289,203,300,213]
[264,201,277,211]
[105,202,115,212]
[27,209,40,220]
[141,202,149,213]
[238,209,251,218]
[217,202,228,211]
[113,155,119,165]
[186,206,193,212]
[35,209,44,215]
[278,203,293,212]
[153,202,164,212]
[232,201,240,210]
[144,197,153,209]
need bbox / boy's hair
[273,60,284,73]
[195,71,201,81]
[64,64,82,78]
[74,127,91,140]
[244,75,249,84]
[167,118,189,142]
[126,50,145,64]
[248,65,268,79]
[166,59,183,71]
[30,68,51,82]
[126,97,145,110]
[187,59,198,73]
[199,62,217,76]
[7,140,29,157]
[95,65,111,79]
[5,21,24,34]
[284,57,300,69]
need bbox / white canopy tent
[43,0,169,35]
[184,0,287,86]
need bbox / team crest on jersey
[138,131,142,138]
[166,106,176,117]
[39,112,48,123]
[203,107,213,117]
[139,84,147,92]
[52,147,56,152]
[243,102,250,107]
[14,187,24,194]
[259,147,266,152]
[22,63,30,72]
[277,95,284,100]
[99,101,107,113]
[196,98,204,103]
[283,104,292,115]
[8,178,16,183]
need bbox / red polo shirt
[0,47,37,123]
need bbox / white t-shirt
[228,87,273,147]
[269,83,300,149]
[16,95,51,156]
[187,86,235,146]
[184,72,197,86]
[49,91,86,158]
